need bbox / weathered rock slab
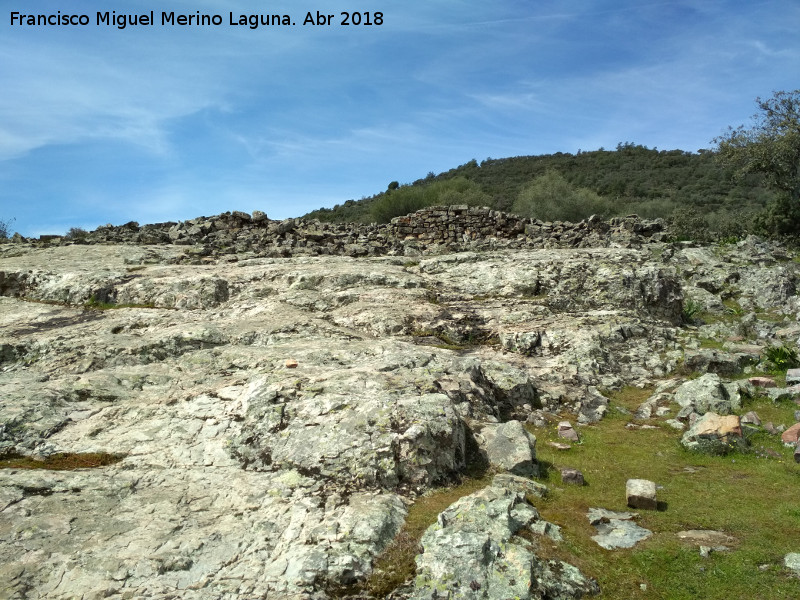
[587,508,652,550]
[673,373,741,416]
[681,412,745,455]
[480,419,538,477]
[412,484,599,599]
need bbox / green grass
[698,337,727,351]
[0,452,124,470]
[336,387,799,599]
[525,390,800,600]
[354,474,494,597]
[84,295,157,310]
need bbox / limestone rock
[681,412,746,455]
[587,508,652,549]
[626,478,657,510]
[673,373,741,415]
[558,421,580,442]
[480,420,538,477]
[412,484,599,599]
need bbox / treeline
[302,143,778,241]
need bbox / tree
[0,217,15,240]
[512,170,611,222]
[714,90,800,233]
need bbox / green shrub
[65,227,88,240]
[763,344,800,371]
[681,298,704,324]
[0,217,15,239]
[370,177,489,223]
[512,170,611,222]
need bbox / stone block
[561,468,584,486]
[626,479,658,510]
[748,376,776,388]
[557,421,579,442]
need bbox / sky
[1,0,799,237]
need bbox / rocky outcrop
[3,209,800,598]
[412,482,598,599]
[673,373,743,416]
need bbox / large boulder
[681,412,746,455]
[412,483,599,599]
[480,420,539,477]
[673,373,741,415]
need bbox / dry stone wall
[11,206,668,259]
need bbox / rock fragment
[780,423,800,446]
[626,479,657,510]
[748,376,776,388]
[784,552,800,575]
[681,412,746,455]
[587,508,652,550]
[786,369,800,385]
[741,411,761,426]
[561,468,585,486]
[558,420,579,442]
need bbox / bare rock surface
[2,212,800,598]
[412,482,598,599]
[587,508,652,550]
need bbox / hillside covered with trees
[302,143,776,240]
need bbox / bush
[512,171,611,222]
[0,217,15,239]
[65,227,88,240]
[763,344,800,371]
[370,177,489,223]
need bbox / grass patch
[340,474,494,598]
[525,393,800,600]
[698,337,727,351]
[84,295,157,310]
[410,328,499,351]
[681,298,704,325]
[0,452,124,470]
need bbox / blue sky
[1,0,798,236]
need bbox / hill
[303,144,776,239]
